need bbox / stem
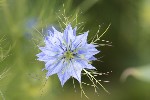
[83,69,110,94]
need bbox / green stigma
[64,51,74,60]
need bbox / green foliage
[0,0,150,100]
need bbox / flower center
[64,51,74,60]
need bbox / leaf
[121,64,150,82]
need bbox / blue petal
[36,52,45,58]
[73,27,77,36]
[46,59,64,77]
[39,47,58,56]
[47,27,64,46]
[73,31,88,48]
[37,54,54,62]
[70,61,82,82]
[44,37,65,53]
[63,24,76,45]
[88,48,100,55]
[86,44,98,48]
[47,30,54,37]
[52,26,62,35]
[57,70,71,86]
[57,60,82,86]
[76,60,96,69]
[45,58,59,69]
[88,56,97,61]
[77,48,87,54]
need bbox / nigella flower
[36,24,100,86]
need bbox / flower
[36,24,100,86]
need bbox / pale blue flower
[36,24,100,86]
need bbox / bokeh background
[0,0,150,100]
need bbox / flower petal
[77,60,96,69]
[63,24,76,45]
[57,70,71,86]
[46,59,64,77]
[73,31,88,48]
[70,61,82,82]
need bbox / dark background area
[0,0,150,100]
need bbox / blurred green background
[0,0,150,100]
